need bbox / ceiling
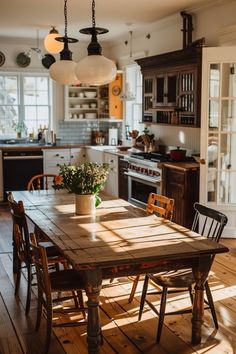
[0,0,216,44]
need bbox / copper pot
[170,147,186,161]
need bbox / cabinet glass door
[200,47,236,236]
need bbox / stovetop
[130,151,194,163]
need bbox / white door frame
[200,46,236,237]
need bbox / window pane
[37,91,48,105]
[219,171,236,203]
[24,77,36,90]
[37,77,48,90]
[222,63,236,97]
[220,133,236,169]
[221,99,236,131]
[208,134,218,168]
[209,99,219,128]
[207,168,217,202]
[209,64,220,98]
[24,90,36,105]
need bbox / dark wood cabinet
[162,163,199,228]
[118,157,128,201]
[136,47,202,127]
[154,71,178,108]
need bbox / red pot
[170,147,186,161]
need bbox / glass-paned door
[200,47,236,237]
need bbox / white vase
[75,194,96,215]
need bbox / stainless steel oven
[123,155,163,208]
[127,173,162,208]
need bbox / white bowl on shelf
[85,113,97,119]
[82,104,89,109]
[84,91,97,98]
[90,103,97,108]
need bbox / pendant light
[44,26,64,54]
[49,0,79,85]
[75,0,117,86]
[120,31,135,101]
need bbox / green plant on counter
[53,162,110,207]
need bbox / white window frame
[122,63,144,143]
[0,72,52,139]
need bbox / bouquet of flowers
[53,162,109,207]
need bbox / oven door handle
[3,156,43,160]
[125,171,161,184]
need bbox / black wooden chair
[30,234,87,354]
[138,202,228,343]
[128,192,174,303]
[7,192,66,315]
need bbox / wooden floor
[1,204,236,354]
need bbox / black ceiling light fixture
[75,0,117,86]
[49,0,80,85]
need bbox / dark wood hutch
[136,47,202,127]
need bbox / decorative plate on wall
[41,54,56,69]
[112,85,121,96]
[16,52,31,68]
[0,51,6,67]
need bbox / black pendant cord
[55,0,78,60]
[79,0,108,55]
[92,0,96,29]
[64,0,68,38]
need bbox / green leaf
[95,195,102,208]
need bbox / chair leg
[156,286,168,343]
[14,259,22,295]
[77,290,86,319]
[205,281,218,329]
[44,300,53,354]
[129,275,140,303]
[138,274,149,321]
[188,285,194,305]
[35,289,43,331]
[25,264,32,315]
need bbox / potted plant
[53,162,109,215]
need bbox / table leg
[191,256,212,345]
[85,269,103,354]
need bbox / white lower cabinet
[43,148,86,175]
[103,152,119,197]
[70,148,86,165]
[85,148,104,164]
[43,149,71,175]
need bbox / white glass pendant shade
[75,55,117,86]
[44,32,64,54]
[49,60,79,85]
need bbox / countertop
[0,143,199,168]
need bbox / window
[123,64,144,140]
[0,73,51,139]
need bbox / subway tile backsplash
[58,121,122,145]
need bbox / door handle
[200,158,206,165]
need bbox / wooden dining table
[12,190,228,354]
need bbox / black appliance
[3,150,43,199]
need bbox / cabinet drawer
[167,170,185,184]
[43,149,70,166]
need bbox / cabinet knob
[71,155,74,158]
[55,153,59,157]
[60,156,64,159]
[200,158,206,165]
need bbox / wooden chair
[30,234,87,354]
[128,193,174,303]
[7,192,65,315]
[138,202,228,343]
[27,173,57,191]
